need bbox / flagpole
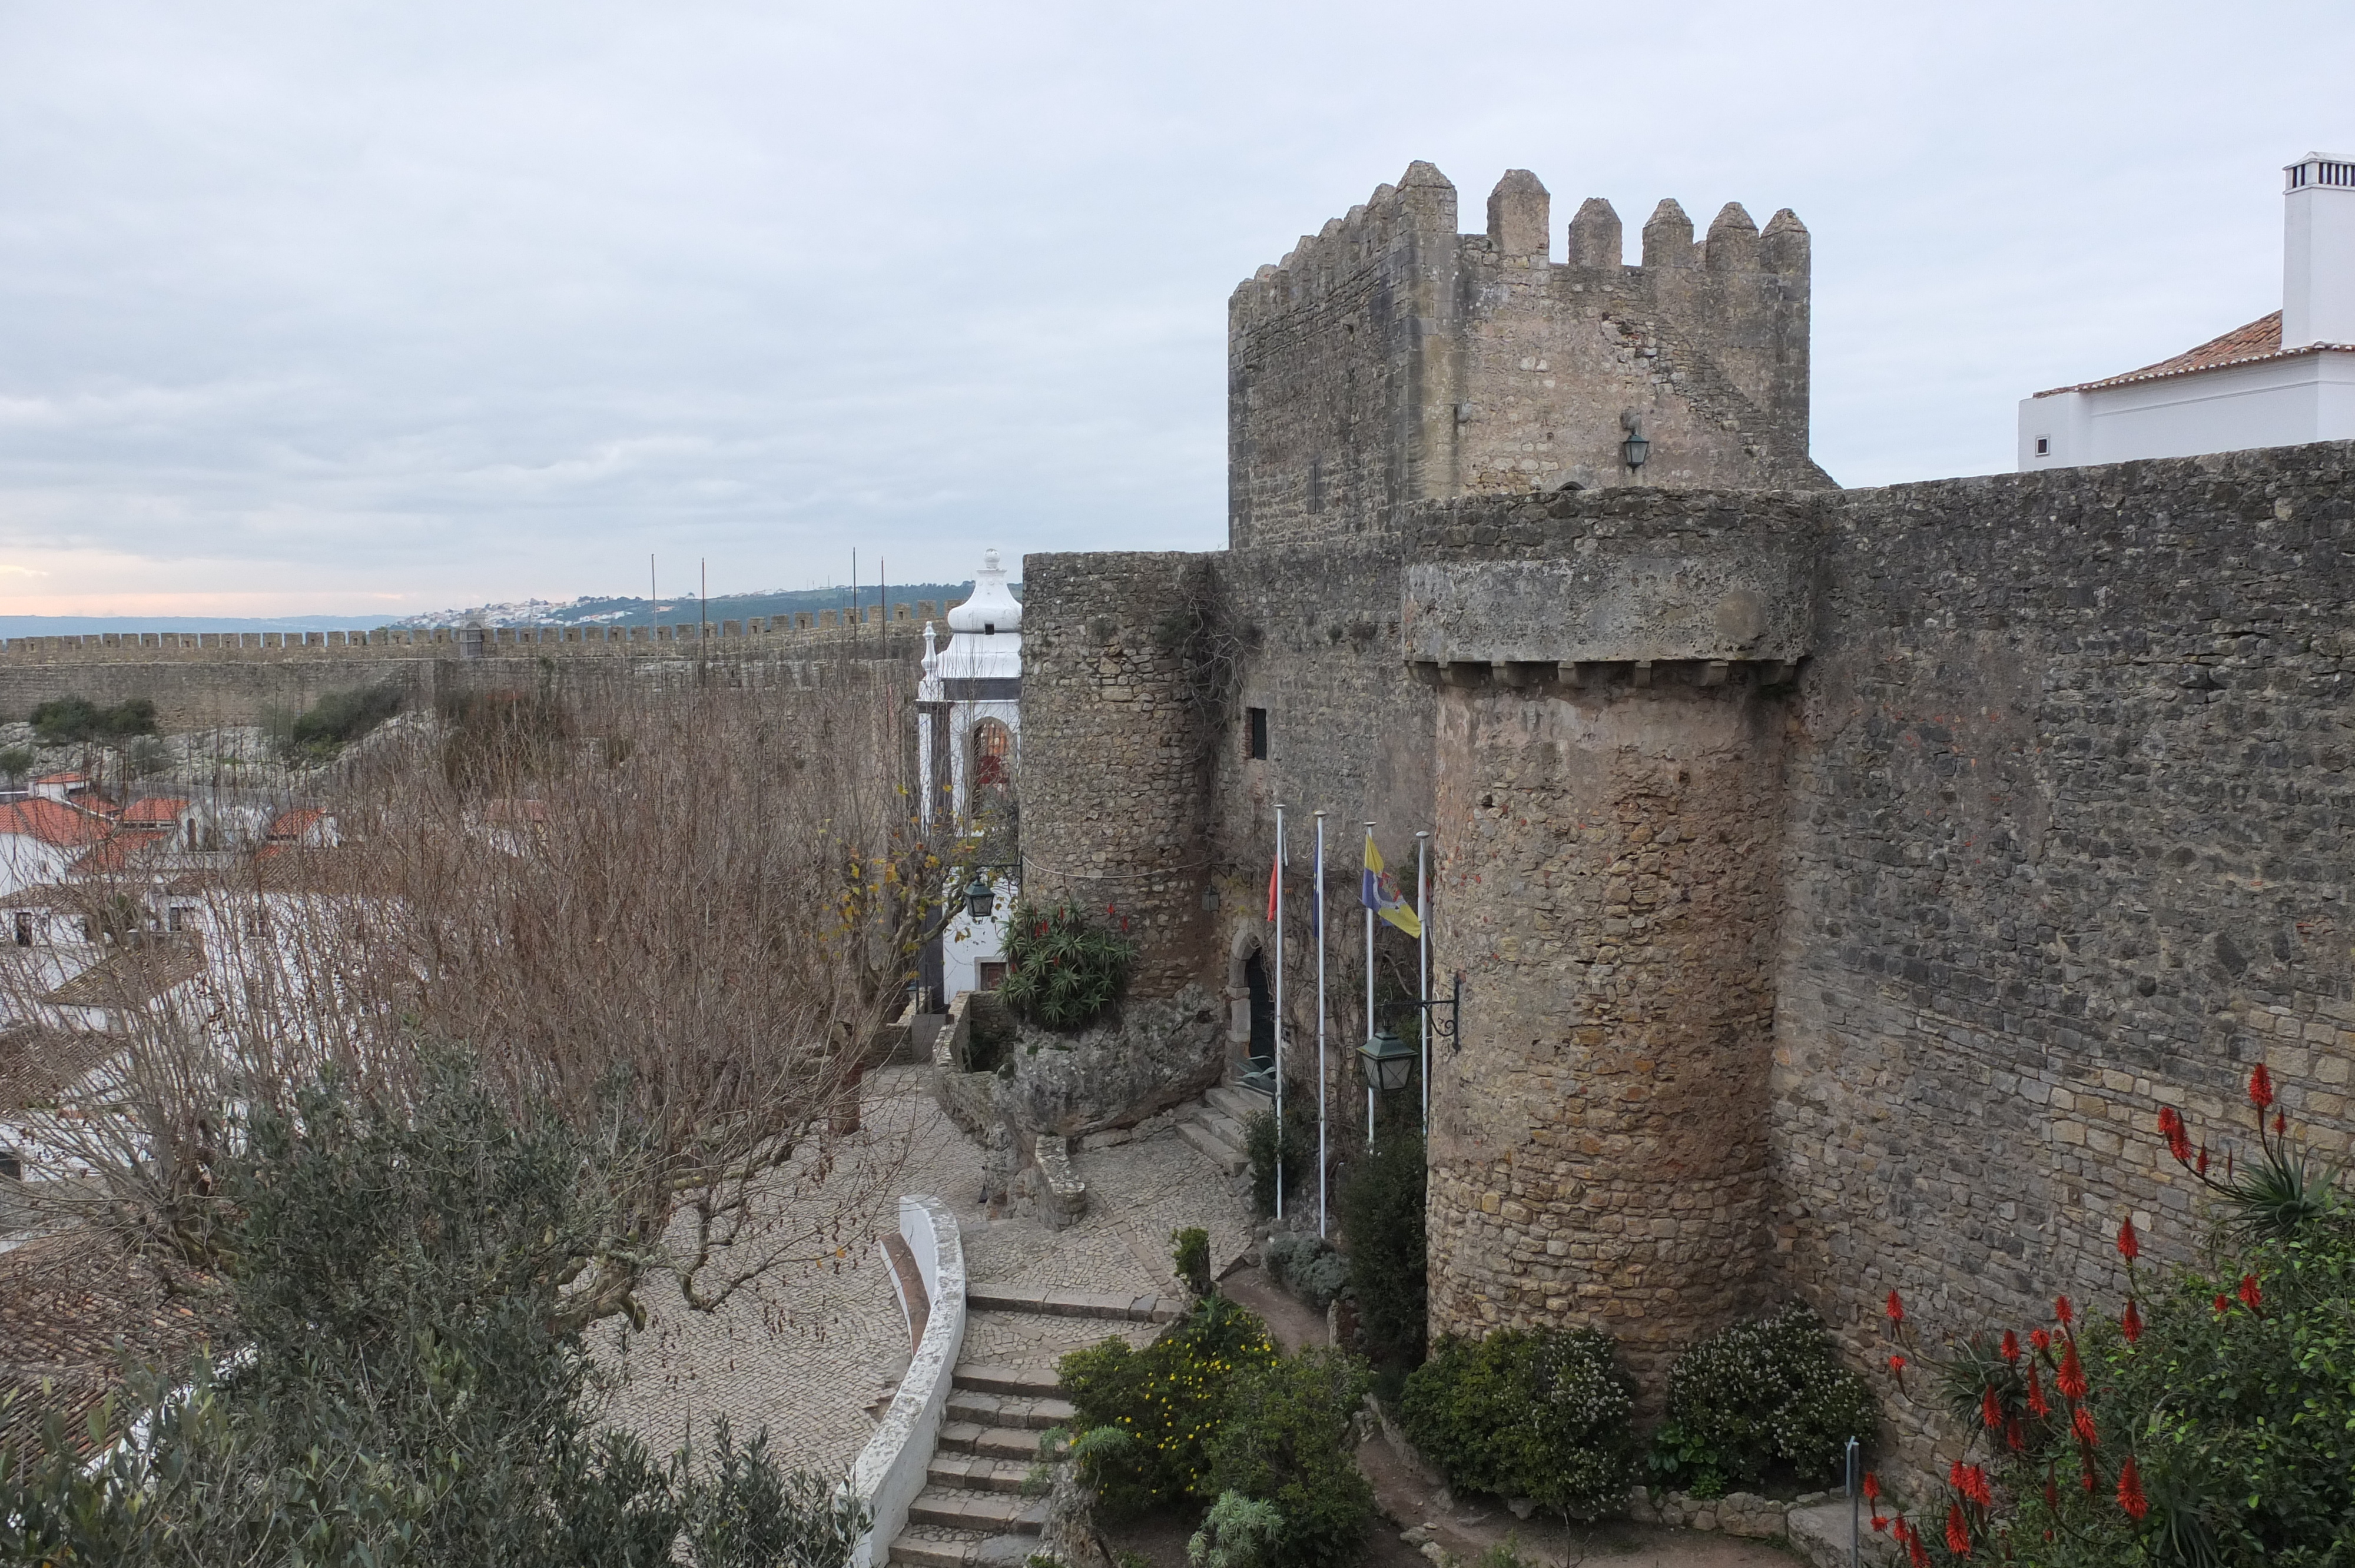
[1364,821,1376,1151]
[1416,829,1430,1138]
[1314,810,1327,1238]
[1273,802,1286,1221]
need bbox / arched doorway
[1243,948,1275,1078]
[971,719,1013,789]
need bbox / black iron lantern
[965,872,996,921]
[1358,1028,1417,1094]
[1620,409,1650,470]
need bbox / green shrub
[1262,1233,1348,1313]
[0,745,30,779]
[1206,1348,1372,1568]
[31,695,157,744]
[998,900,1135,1031]
[280,682,404,761]
[1339,1126,1426,1369]
[1245,1099,1317,1220]
[1400,1328,1635,1521]
[1059,1295,1279,1516]
[1173,1226,1213,1298]
[0,1060,867,1567]
[1188,1491,1283,1568]
[1657,1304,1876,1492]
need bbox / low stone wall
[847,1196,966,1568]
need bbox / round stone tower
[1424,667,1789,1387]
[1016,551,1216,999]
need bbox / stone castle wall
[0,613,928,731]
[1226,162,1829,552]
[1019,438,2355,1469]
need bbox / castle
[1016,161,2355,1464]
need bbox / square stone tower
[1228,162,1831,549]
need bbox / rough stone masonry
[1020,158,2355,1474]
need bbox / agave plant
[996,899,1137,1031]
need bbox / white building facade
[916,549,1022,1007]
[2021,154,2355,470]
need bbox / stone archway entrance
[1242,948,1275,1083]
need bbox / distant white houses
[916,549,1022,1007]
[2021,154,2355,470]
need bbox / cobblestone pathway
[592,1066,1252,1480]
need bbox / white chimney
[2283,153,2355,347]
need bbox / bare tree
[1,656,940,1331]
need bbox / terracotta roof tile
[118,798,190,826]
[69,830,171,876]
[0,798,114,849]
[43,942,205,1009]
[2036,310,2355,396]
[0,1231,217,1460]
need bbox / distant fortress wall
[0,604,940,730]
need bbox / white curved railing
[848,1195,966,1568]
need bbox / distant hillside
[0,583,1017,639]
[387,583,1010,629]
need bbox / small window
[12,912,29,948]
[978,960,1009,991]
[0,1147,21,1181]
[1246,707,1269,760]
[2034,436,2050,456]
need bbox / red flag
[1268,852,1279,923]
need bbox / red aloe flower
[2072,1407,2100,1447]
[1906,1528,1931,1568]
[1961,1465,1994,1508]
[1949,1460,1968,1491]
[2057,1343,2088,1400]
[1886,1290,1905,1325]
[2117,1215,2140,1261]
[2198,1143,2210,1175]
[2273,1111,2287,1136]
[2030,1328,2051,1353]
[2158,1105,2191,1162]
[1946,1502,1972,1555]
[1871,1515,1888,1534]
[2081,1458,2098,1493]
[1887,1353,1907,1386]
[2238,1273,2263,1312]
[2006,1414,2026,1451]
[2055,1294,2074,1327]
[2215,1292,2231,1316]
[2001,1330,2021,1363]
[1863,1473,1880,1503]
[2249,1063,2275,1109]
[2122,1298,2142,1344]
[2117,1456,2148,1521]
[1982,1386,2004,1430]
[2026,1363,2049,1416]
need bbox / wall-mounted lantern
[1358,1028,1418,1094]
[965,872,996,920]
[1620,410,1651,471]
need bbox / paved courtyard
[591,1065,1254,1478]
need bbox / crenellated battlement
[0,603,946,665]
[1227,160,1827,550]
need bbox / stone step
[887,1530,1029,1568]
[966,1284,1179,1321]
[938,1421,1063,1461]
[1176,1117,1246,1176]
[944,1390,1077,1431]
[1196,1107,1250,1149]
[927,1454,1043,1494]
[905,1487,1049,1534]
[1206,1084,1273,1123]
[951,1361,1063,1398]
[887,1537,977,1568]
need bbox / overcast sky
[0,2,2347,619]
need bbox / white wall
[2018,350,2355,470]
[940,872,1014,999]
